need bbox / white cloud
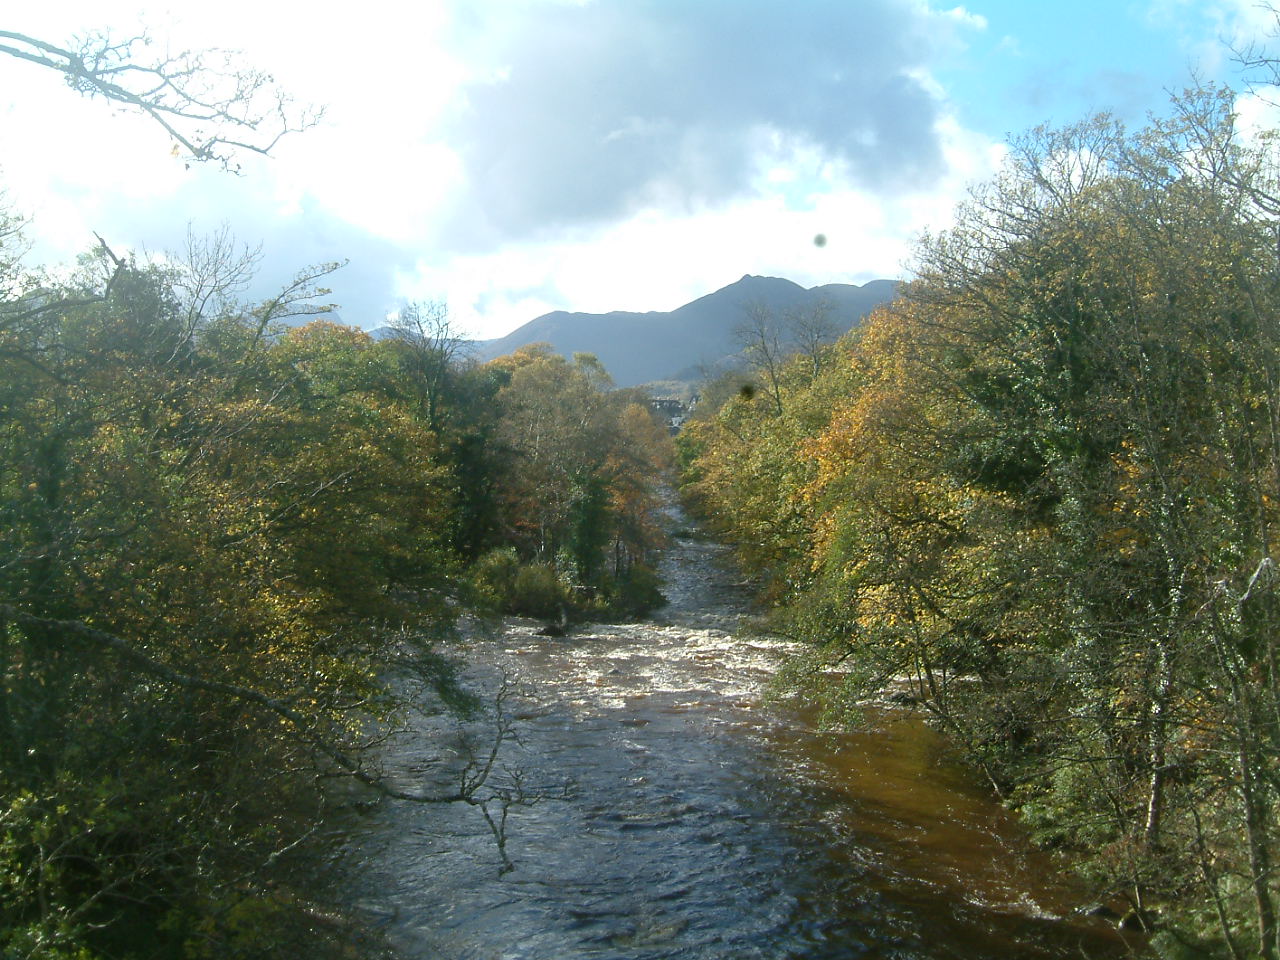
[937,5,988,31]
[399,103,1002,340]
[1235,89,1280,142]
[0,0,1003,341]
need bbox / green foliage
[509,562,572,619]
[0,231,621,957]
[469,547,522,610]
[482,345,674,616]
[607,563,666,618]
[683,86,1280,955]
[566,472,612,585]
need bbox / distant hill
[472,275,898,387]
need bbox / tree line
[680,87,1280,958]
[0,217,672,957]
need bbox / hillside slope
[474,274,898,386]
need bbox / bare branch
[733,301,788,415]
[174,224,262,334]
[387,299,469,431]
[0,28,322,170]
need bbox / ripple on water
[346,526,1141,959]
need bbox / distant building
[648,396,691,433]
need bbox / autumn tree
[684,87,1280,956]
[0,222,497,956]
[478,344,671,617]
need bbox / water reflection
[347,530,1141,959]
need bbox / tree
[0,28,320,169]
[386,299,468,434]
[0,222,525,956]
[683,88,1280,955]
[787,300,841,378]
[733,301,789,415]
[477,344,671,616]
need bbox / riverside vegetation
[680,87,1280,959]
[0,224,673,957]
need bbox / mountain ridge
[473,274,899,387]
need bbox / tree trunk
[1238,735,1278,960]
[1144,637,1174,847]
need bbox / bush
[469,547,521,610]
[470,552,572,620]
[609,565,666,618]
[509,562,571,619]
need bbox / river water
[347,523,1142,959]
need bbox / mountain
[473,275,898,387]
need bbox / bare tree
[787,299,840,378]
[0,28,321,169]
[388,299,468,433]
[732,297,848,415]
[733,301,788,415]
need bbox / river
[345,520,1143,959]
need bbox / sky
[1,0,1278,339]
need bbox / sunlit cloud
[2,0,1275,341]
